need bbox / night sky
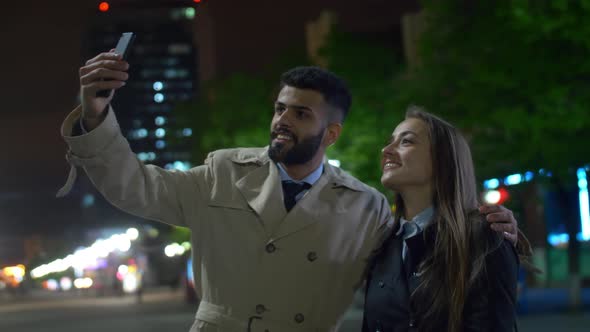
[3,1,94,190]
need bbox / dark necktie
[282,181,311,212]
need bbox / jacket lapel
[234,151,286,235]
[272,161,365,240]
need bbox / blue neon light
[577,168,590,241]
[548,233,569,246]
[525,171,534,182]
[505,174,523,186]
[484,178,500,189]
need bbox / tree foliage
[174,0,590,191]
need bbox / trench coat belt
[195,301,324,332]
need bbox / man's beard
[268,129,325,166]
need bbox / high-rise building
[84,0,200,170]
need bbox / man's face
[268,86,330,165]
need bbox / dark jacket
[362,222,519,332]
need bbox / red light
[99,2,110,12]
[193,0,201,3]
[497,188,510,204]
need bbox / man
[58,52,519,331]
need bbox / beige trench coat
[59,106,393,332]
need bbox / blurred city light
[155,128,166,138]
[31,230,138,279]
[123,273,139,293]
[126,227,139,241]
[184,7,196,19]
[154,93,165,103]
[483,178,500,190]
[328,159,341,168]
[74,277,93,289]
[164,242,187,257]
[182,128,193,137]
[156,140,166,149]
[483,188,509,205]
[504,174,523,186]
[137,128,149,138]
[118,264,129,275]
[483,190,501,204]
[1,265,26,287]
[166,161,191,171]
[548,233,570,247]
[578,168,590,241]
[45,279,59,291]
[60,277,73,291]
[82,193,95,208]
[153,81,164,91]
[155,116,166,126]
[98,2,109,12]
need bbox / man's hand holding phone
[79,52,129,130]
[78,32,134,131]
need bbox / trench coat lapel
[234,152,286,235]
[272,161,365,240]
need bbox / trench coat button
[255,304,266,314]
[378,281,385,288]
[294,313,305,323]
[307,252,317,262]
[265,243,276,253]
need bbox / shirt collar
[395,206,435,237]
[277,162,324,185]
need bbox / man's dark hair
[279,66,352,123]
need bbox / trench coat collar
[232,147,367,239]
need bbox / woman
[363,107,519,331]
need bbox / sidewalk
[0,286,183,313]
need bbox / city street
[0,289,197,332]
[1,288,589,331]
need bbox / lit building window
[153,81,164,91]
[137,152,149,161]
[82,194,95,208]
[182,128,193,137]
[155,128,166,138]
[137,128,148,138]
[155,116,167,126]
[164,69,189,79]
[168,44,191,55]
[154,93,165,103]
[165,161,191,171]
[184,8,196,19]
[155,140,167,149]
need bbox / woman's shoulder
[467,211,519,266]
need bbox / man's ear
[324,122,342,147]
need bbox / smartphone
[96,32,136,98]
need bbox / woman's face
[381,118,433,192]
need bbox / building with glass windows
[84,0,199,170]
